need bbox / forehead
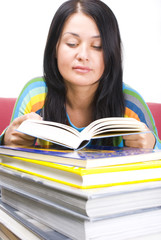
[61,12,100,36]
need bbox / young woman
[1,0,161,149]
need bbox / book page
[81,118,146,138]
[17,120,81,149]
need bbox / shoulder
[20,76,47,93]
[12,77,47,119]
[123,82,144,101]
[122,84,160,143]
[123,82,147,109]
[17,76,47,102]
[123,82,153,125]
[123,82,148,119]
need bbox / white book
[2,187,161,240]
[17,117,147,150]
[0,199,69,240]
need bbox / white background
[0,0,161,102]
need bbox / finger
[8,133,35,146]
[124,140,140,148]
[123,134,145,148]
[122,134,142,140]
[26,112,42,120]
[12,131,35,141]
[12,113,42,127]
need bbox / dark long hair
[43,0,125,124]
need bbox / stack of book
[0,197,70,240]
[0,117,161,239]
[1,145,161,239]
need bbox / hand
[123,123,156,149]
[3,112,42,146]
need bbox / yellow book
[1,155,161,189]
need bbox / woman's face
[56,12,105,88]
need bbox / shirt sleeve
[0,77,47,145]
[123,83,161,149]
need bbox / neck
[66,85,97,110]
[65,85,97,128]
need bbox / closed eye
[66,43,78,48]
[93,45,102,50]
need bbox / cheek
[57,50,68,73]
[57,47,73,70]
[96,57,105,77]
[57,59,67,78]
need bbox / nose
[76,44,89,61]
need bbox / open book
[17,117,147,150]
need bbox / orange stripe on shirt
[125,107,140,121]
[31,100,45,113]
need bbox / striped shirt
[1,77,161,148]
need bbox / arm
[123,83,161,149]
[0,77,47,146]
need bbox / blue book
[0,145,161,168]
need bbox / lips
[73,66,91,73]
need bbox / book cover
[1,145,161,168]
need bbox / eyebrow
[63,32,101,38]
